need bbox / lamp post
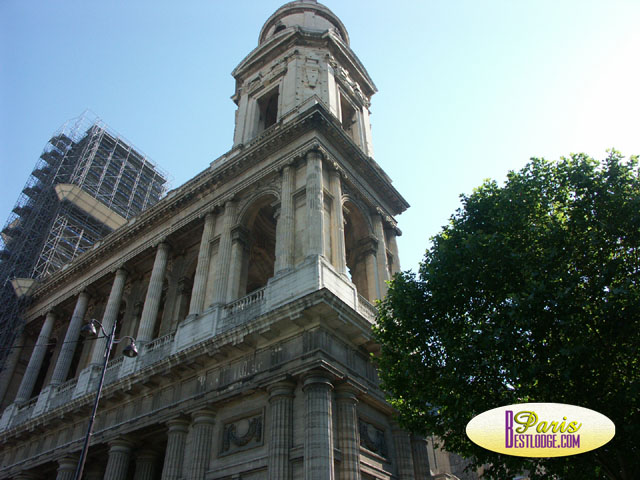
[73,319,138,480]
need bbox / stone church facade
[0,2,471,479]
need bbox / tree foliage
[374,152,639,480]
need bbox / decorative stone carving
[359,418,388,457]
[221,413,263,454]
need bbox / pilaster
[305,150,325,258]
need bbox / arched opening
[343,201,375,301]
[233,196,277,299]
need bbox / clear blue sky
[1,0,639,272]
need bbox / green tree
[374,152,639,480]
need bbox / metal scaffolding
[0,111,170,371]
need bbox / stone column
[305,150,325,258]
[328,168,347,275]
[186,409,216,480]
[161,417,190,480]
[303,371,334,480]
[275,164,294,273]
[267,380,296,480]
[56,455,78,480]
[189,212,216,315]
[0,332,24,404]
[385,226,401,275]
[372,212,390,297]
[392,426,416,480]
[335,385,361,480]
[411,435,430,480]
[226,226,249,302]
[212,201,236,305]
[361,238,379,301]
[133,448,159,480]
[15,311,56,403]
[103,438,134,480]
[50,292,89,386]
[90,268,127,365]
[137,242,170,343]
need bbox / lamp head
[123,340,138,358]
[80,320,98,337]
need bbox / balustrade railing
[220,287,267,333]
[357,294,377,322]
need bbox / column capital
[167,415,191,432]
[109,436,135,451]
[302,369,335,391]
[57,454,79,469]
[191,407,216,425]
[267,379,296,400]
[230,225,249,245]
[334,383,363,403]
[155,238,172,251]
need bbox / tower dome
[258,0,350,46]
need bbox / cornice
[232,28,376,97]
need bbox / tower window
[258,88,279,133]
[340,93,358,143]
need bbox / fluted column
[133,448,159,480]
[226,226,248,302]
[90,268,127,365]
[186,409,216,480]
[0,332,24,404]
[329,168,347,275]
[15,311,56,403]
[267,380,296,480]
[385,226,401,275]
[103,438,134,480]
[372,212,390,297]
[275,164,294,273]
[189,213,216,315]
[336,385,361,480]
[50,292,89,386]
[361,238,379,301]
[161,417,190,480]
[303,371,334,480]
[212,201,236,305]
[411,435,430,480]
[137,242,170,343]
[392,427,416,480]
[305,150,325,258]
[56,455,78,480]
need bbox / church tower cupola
[231,1,377,157]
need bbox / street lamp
[73,319,138,480]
